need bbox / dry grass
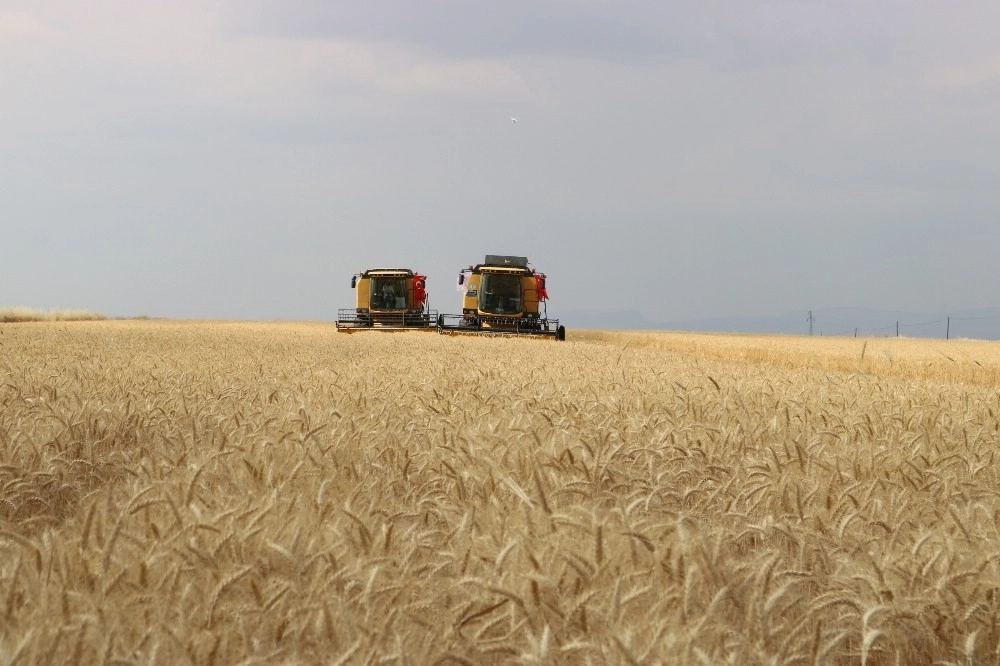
[2,320,1000,664]
[0,307,106,323]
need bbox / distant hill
[562,307,1000,340]
[558,309,663,331]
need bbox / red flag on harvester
[413,274,427,304]
[534,273,548,301]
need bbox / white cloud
[1,2,532,146]
[0,11,58,38]
[926,57,1000,93]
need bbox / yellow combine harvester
[437,255,565,340]
[336,268,437,331]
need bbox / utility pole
[807,311,815,336]
[947,316,950,340]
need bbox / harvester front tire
[556,325,566,341]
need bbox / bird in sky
[511,117,518,124]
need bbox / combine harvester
[336,268,437,332]
[437,255,565,340]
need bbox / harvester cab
[336,269,437,331]
[438,255,565,340]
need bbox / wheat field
[2,320,1000,664]
[0,308,107,323]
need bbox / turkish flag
[535,274,548,301]
[413,274,427,304]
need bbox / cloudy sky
[3,1,999,322]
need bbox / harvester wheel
[556,325,566,341]
[437,314,444,329]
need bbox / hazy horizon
[4,2,999,321]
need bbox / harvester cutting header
[437,255,565,340]
[336,268,437,331]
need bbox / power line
[810,313,1000,340]
[950,312,1000,322]
[897,319,946,329]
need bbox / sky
[3,1,999,322]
